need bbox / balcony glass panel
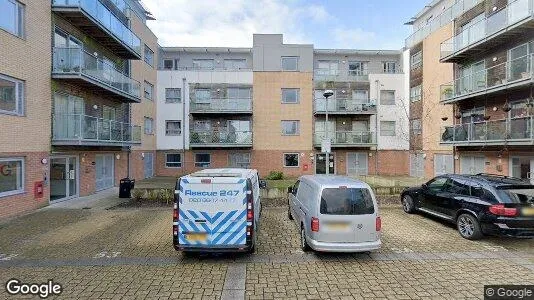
[441,117,533,143]
[189,131,253,145]
[314,69,370,82]
[314,131,375,145]
[190,98,252,112]
[314,98,376,113]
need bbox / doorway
[144,153,154,179]
[96,154,114,191]
[347,152,368,175]
[50,156,78,202]
[315,153,335,174]
[510,157,534,184]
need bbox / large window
[380,121,396,136]
[281,56,298,71]
[410,85,422,102]
[0,158,24,197]
[144,117,153,134]
[410,51,422,70]
[165,120,181,136]
[163,59,174,70]
[165,153,182,168]
[349,61,368,75]
[144,45,154,67]
[411,119,422,135]
[192,59,214,70]
[195,153,211,167]
[283,153,299,167]
[144,81,153,100]
[281,88,299,104]
[380,90,395,105]
[383,61,397,73]
[229,153,251,168]
[281,120,300,135]
[223,59,247,70]
[165,88,181,103]
[0,73,24,115]
[0,0,24,38]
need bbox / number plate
[326,223,349,230]
[185,233,207,242]
[522,207,534,216]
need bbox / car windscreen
[320,188,375,215]
[495,186,534,204]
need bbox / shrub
[159,189,174,204]
[131,188,145,202]
[265,171,284,180]
[146,189,159,202]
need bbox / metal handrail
[314,131,376,144]
[189,130,253,145]
[190,98,252,112]
[441,116,533,142]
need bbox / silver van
[288,175,381,252]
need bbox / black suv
[401,173,534,240]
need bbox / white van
[173,168,265,253]
[288,175,381,252]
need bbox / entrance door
[50,157,78,202]
[315,153,335,174]
[144,153,154,179]
[434,154,454,176]
[460,155,485,175]
[96,154,114,191]
[347,152,368,175]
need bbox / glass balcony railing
[190,131,253,146]
[440,0,533,59]
[314,69,369,82]
[314,131,376,146]
[53,114,141,145]
[190,98,252,113]
[53,47,141,101]
[440,54,533,102]
[441,116,533,143]
[314,98,376,114]
[52,0,141,56]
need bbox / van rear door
[178,177,248,247]
[315,186,378,243]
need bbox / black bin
[119,178,135,198]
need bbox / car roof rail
[474,173,525,181]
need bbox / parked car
[173,168,266,253]
[288,175,381,252]
[401,173,534,240]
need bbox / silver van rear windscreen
[320,188,375,215]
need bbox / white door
[347,152,368,175]
[95,154,114,191]
[410,154,424,177]
[460,156,485,175]
[144,153,154,179]
[530,159,534,184]
[434,154,454,176]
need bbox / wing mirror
[259,179,267,189]
[421,183,428,189]
[287,186,293,194]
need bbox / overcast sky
[142,0,428,50]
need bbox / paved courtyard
[0,204,533,299]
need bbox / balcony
[440,54,533,103]
[314,69,369,82]
[313,131,376,148]
[189,131,253,148]
[440,0,534,63]
[314,99,376,115]
[52,114,141,146]
[52,47,141,103]
[52,0,141,59]
[440,116,533,146]
[190,98,252,114]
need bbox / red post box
[34,181,44,199]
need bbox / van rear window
[320,188,374,215]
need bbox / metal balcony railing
[53,47,141,101]
[189,131,253,146]
[314,69,370,82]
[52,0,141,56]
[314,98,376,114]
[314,131,376,146]
[440,0,533,60]
[53,114,141,145]
[190,98,252,113]
[441,116,533,144]
[440,54,533,102]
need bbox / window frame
[379,90,395,105]
[281,120,300,136]
[281,88,300,104]
[0,157,24,198]
[383,61,397,73]
[281,56,299,71]
[0,0,24,38]
[410,84,422,102]
[165,88,181,103]
[380,121,396,136]
[192,59,214,70]
[0,73,24,116]
[194,153,211,168]
[144,117,154,135]
[165,153,182,168]
[165,120,181,136]
[228,152,251,168]
[283,153,300,168]
[162,59,174,70]
[144,44,154,67]
[144,81,153,100]
[410,51,422,70]
[411,119,422,135]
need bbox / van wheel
[457,213,483,240]
[401,195,416,213]
[300,226,310,252]
[288,206,294,220]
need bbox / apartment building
[0,0,157,219]
[156,34,408,177]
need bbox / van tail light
[311,217,320,232]
[489,204,518,217]
[376,216,382,232]
[246,180,254,241]
[173,202,179,237]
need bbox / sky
[142,0,429,50]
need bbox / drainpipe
[182,77,187,172]
[375,79,380,175]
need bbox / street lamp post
[323,90,334,175]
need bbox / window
[165,120,181,136]
[144,81,153,100]
[144,45,154,67]
[195,153,211,167]
[163,59,173,70]
[349,61,368,76]
[443,178,470,196]
[284,153,299,167]
[320,188,375,215]
[165,88,181,103]
[165,153,182,168]
[410,51,422,70]
[383,61,397,73]
[317,60,338,75]
[411,119,422,135]
[102,106,116,120]
[426,177,448,192]
[229,153,251,168]
[0,0,24,38]
[281,88,299,103]
[192,59,214,70]
[194,89,211,103]
[291,180,300,196]
[410,85,422,102]
[227,88,251,100]
[380,121,395,136]
[0,73,24,115]
[144,117,153,134]
[281,120,299,135]
[281,56,298,71]
[380,90,395,105]
[0,158,24,197]
[223,59,247,70]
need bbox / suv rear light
[489,204,518,217]
[376,216,382,232]
[311,217,320,232]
